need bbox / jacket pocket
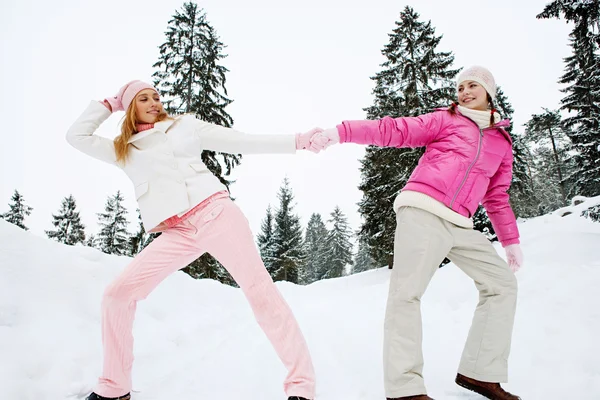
[134,182,149,200]
[189,163,210,173]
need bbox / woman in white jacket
[67,80,323,400]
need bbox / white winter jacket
[66,101,296,232]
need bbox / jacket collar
[435,106,513,144]
[127,118,177,144]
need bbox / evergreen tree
[153,2,240,284]
[1,190,33,231]
[45,195,86,245]
[129,209,147,256]
[269,178,305,283]
[524,108,573,207]
[301,213,329,284]
[473,206,496,242]
[85,234,97,249]
[256,205,276,271]
[352,236,376,273]
[96,191,130,256]
[152,1,240,189]
[537,1,600,196]
[320,207,353,280]
[183,254,235,286]
[493,87,538,218]
[358,6,459,267]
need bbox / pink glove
[103,84,129,113]
[504,244,523,273]
[321,127,340,148]
[306,127,340,151]
[296,128,326,153]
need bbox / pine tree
[96,191,130,256]
[183,254,235,286]
[358,6,459,267]
[152,2,241,285]
[352,236,376,273]
[301,213,329,284]
[537,1,600,196]
[45,195,86,245]
[490,87,538,218]
[472,206,496,241]
[524,108,573,207]
[269,178,305,283]
[152,1,240,189]
[320,207,353,280]
[256,205,276,271]
[1,190,33,231]
[85,234,97,249]
[129,209,147,256]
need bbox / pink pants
[95,195,316,398]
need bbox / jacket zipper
[449,115,490,209]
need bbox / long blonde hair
[113,97,170,163]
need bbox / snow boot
[456,373,521,399]
[85,393,131,400]
[387,395,435,400]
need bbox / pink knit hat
[456,66,497,99]
[105,80,158,112]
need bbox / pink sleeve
[336,112,443,148]
[482,148,520,247]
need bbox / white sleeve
[194,118,296,155]
[66,101,118,165]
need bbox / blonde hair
[113,94,170,163]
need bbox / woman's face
[135,89,163,124]
[457,80,489,111]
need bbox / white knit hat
[456,66,497,100]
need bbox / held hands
[295,127,340,153]
[504,244,523,273]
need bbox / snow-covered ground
[1,197,599,400]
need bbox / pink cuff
[336,124,347,143]
[501,238,520,247]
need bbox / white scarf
[457,105,501,129]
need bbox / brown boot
[387,395,435,400]
[456,373,521,399]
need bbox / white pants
[384,207,518,398]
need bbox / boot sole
[456,380,521,400]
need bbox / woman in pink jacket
[67,80,323,400]
[314,66,522,400]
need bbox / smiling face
[457,80,489,111]
[134,89,163,124]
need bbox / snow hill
[1,197,599,400]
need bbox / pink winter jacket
[337,109,520,247]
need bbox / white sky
[0,0,573,242]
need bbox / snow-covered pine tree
[301,213,329,284]
[152,1,239,189]
[45,194,86,245]
[537,1,600,196]
[352,236,375,274]
[524,108,573,209]
[256,205,276,271]
[84,234,97,249]
[1,190,33,231]
[183,254,235,286]
[491,87,538,219]
[129,209,147,256]
[358,6,459,267]
[320,206,353,280]
[152,2,239,284]
[269,178,305,283]
[96,191,130,256]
